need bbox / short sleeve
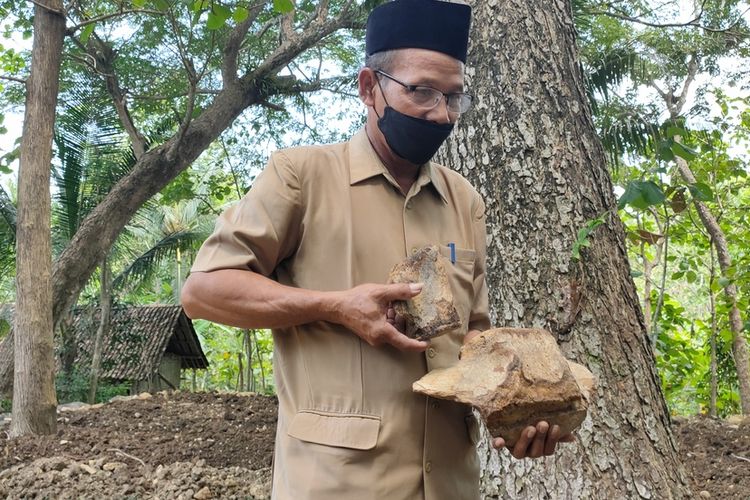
[190,151,302,277]
[468,195,491,332]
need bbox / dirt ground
[0,391,748,499]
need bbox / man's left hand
[492,421,575,459]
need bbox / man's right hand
[331,283,428,352]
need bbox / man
[182,0,570,498]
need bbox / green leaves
[207,3,232,30]
[571,213,607,261]
[79,23,95,44]
[273,0,294,14]
[618,180,665,210]
[687,182,714,202]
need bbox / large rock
[388,245,461,341]
[413,328,595,445]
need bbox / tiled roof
[70,304,208,380]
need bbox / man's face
[368,48,465,125]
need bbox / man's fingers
[380,282,423,301]
[511,426,535,459]
[382,323,427,352]
[492,437,505,449]
[528,421,548,458]
[544,424,561,456]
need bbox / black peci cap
[365,0,472,63]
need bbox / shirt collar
[348,128,448,204]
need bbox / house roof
[70,304,208,380]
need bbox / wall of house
[130,353,182,393]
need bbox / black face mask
[375,105,454,165]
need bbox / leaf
[618,180,665,210]
[686,270,697,283]
[233,6,249,22]
[133,0,147,7]
[656,140,675,162]
[273,0,294,13]
[639,181,666,206]
[665,125,688,139]
[79,23,95,44]
[670,189,687,213]
[718,277,731,287]
[207,3,232,29]
[688,182,714,202]
[631,270,643,278]
[152,0,170,11]
[637,229,662,245]
[672,142,697,161]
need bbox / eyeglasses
[374,70,473,115]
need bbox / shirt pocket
[438,245,476,327]
[287,410,381,450]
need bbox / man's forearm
[181,269,341,329]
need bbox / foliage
[189,320,274,394]
[55,367,130,404]
[575,1,750,415]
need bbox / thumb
[382,282,423,301]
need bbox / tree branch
[0,75,26,84]
[586,1,749,34]
[27,0,64,15]
[85,36,148,158]
[674,55,699,116]
[222,3,264,86]
[66,8,164,35]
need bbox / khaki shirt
[191,129,490,500]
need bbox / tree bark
[10,0,65,437]
[88,257,111,404]
[440,0,692,496]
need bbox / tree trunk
[88,257,111,404]
[709,246,718,418]
[440,0,692,496]
[243,329,252,392]
[10,0,65,437]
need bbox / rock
[102,461,126,472]
[58,401,90,412]
[387,245,461,340]
[194,486,213,499]
[699,491,711,498]
[413,327,595,446]
[80,464,97,475]
[138,392,153,400]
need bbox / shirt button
[411,247,419,254]
[425,461,432,473]
[430,399,439,409]
[427,347,436,358]
[405,201,413,210]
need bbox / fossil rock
[388,245,461,341]
[413,328,595,445]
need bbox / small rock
[134,412,142,418]
[194,486,213,499]
[387,245,461,340]
[155,464,169,480]
[699,491,711,498]
[59,440,69,445]
[137,392,153,400]
[102,461,126,472]
[80,464,97,475]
